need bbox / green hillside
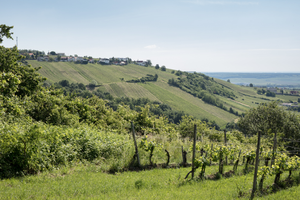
[29,60,298,127]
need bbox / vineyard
[127,123,300,198]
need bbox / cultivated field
[29,61,299,127]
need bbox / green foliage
[0,24,13,43]
[266,90,276,97]
[0,25,46,98]
[258,153,300,190]
[194,156,210,178]
[139,136,161,165]
[257,88,266,95]
[0,121,133,178]
[126,74,158,83]
[168,72,235,110]
[238,102,300,154]
[178,115,209,138]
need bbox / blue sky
[1,0,299,72]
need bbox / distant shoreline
[201,72,300,88]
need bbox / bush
[0,122,133,178]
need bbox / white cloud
[184,0,259,5]
[144,45,158,49]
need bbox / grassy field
[29,60,299,127]
[1,163,299,200]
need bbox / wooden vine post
[192,124,197,179]
[131,122,141,168]
[182,146,187,166]
[210,144,213,166]
[271,132,277,166]
[250,131,261,200]
[224,130,228,165]
[165,149,170,166]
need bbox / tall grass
[1,163,299,199]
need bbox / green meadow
[1,163,299,200]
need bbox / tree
[266,90,276,97]
[249,83,253,87]
[50,51,56,55]
[227,79,230,83]
[175,70,182,76]
[59,80,70,87]
[146,60,152,67]
[161,65,166,71]
[155,64,160,69]
[238,102,286,137]
[88,80,98,90]
[0,24,13,43]
[238,102,300,155]
[280,89,284,94]
[0,24,46,98]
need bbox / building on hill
[37,56,49,61]
[77,57,84,62]
[99,58,110,64]
[290,91,299,95]
[67,57,75,62]
[136,60,146,66]
[61,57,68,62]
[81,59,88,64]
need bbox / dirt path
[229,99,251,108]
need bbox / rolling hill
[28,60,298,128]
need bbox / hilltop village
[19,49,153,66]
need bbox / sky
[1,0,300,72]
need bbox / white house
[136,60,146,66]
[37,56,49,61]
[60,57,68,62]
[77,57,84,62]
[67,57,75,62]
[99,58,110,64]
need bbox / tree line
[168,72,240,116]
